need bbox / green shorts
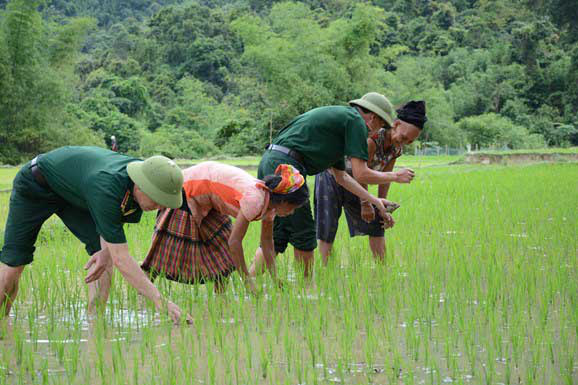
[0,162,101,267]
[258,150,317,253]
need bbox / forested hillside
[0,0,576,163]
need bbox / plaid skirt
[141,208,234,284]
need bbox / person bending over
[315,101,427,262]
[0,146,190,324]
[250,92,417,278]
[140,162,308,293]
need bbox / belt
[30,156,49,188]
[266,144,304,165]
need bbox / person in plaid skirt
[141,161,308,293]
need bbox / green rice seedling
[363,321,377,373]
[504,346,512,385]
[207,339,216,385]
[258,338,269,381]
[243,316,253,371]
[131,349,139,385]
[231,319,241,384]
[483,346,494,385]
[0,162,575,384]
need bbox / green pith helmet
[127,156,183,209]
[349,92,395,127]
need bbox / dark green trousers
[258,150,317,253]
[0,161,101,266]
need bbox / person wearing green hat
[250,92,416,278]
[0,146,191,324]
[315,100,427,263]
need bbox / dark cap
[396,100,427,130]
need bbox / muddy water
[0,283,574,385]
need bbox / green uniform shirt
[273,106,368,175]
[37,146,143,244]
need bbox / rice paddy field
[0,159,576,385]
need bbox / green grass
[0,168,17,191]
[175,156,261,168]
[396,154,461,167]
[472,146,578,155]
[0,162,576,384]
[178,154,463,169]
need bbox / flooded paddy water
[0,163,576,384]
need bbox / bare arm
[260,212,277,280]
[349,157,414,185]
[104,241,164,307]
[358,137,376,193]
[85,239,190,324]
[332,168,396,222]
[331,167,379,203]
[378,158,396,199]
[228,213,251,279]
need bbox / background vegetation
[0,0,577,164]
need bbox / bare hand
[84,249,112,283]
[395,168,415,183]
[166,301,193,325]
[383,200,400,213]
[380,213,395,229]
[373,198,399,220]
[360,203,375,223]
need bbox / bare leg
[249,247,268,277]
[252,247,314,278]
[87,265,113,314]
[369,236,385,262]
[0,264,25,317]
[87,267,112,314]
[294,248,314,279]
[318,240,333,266]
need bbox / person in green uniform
[0,146,190,324]
[315,100,427,263]
[250,92,416,278]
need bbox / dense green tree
[146,3,239,88]
[458,113,545,149]
[1,0,576,161]
[230,2,389,150]
[0,0,101,164]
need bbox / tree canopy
[0,0,576,163]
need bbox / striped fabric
[141,208,235,284]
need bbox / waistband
[29,155,49,188]
[265,144,305,165]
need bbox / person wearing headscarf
[314,100,427,262]
[250,93,419,279]
[141,161,309,293]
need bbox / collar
[120,187,138,217]
[382,128,393,146]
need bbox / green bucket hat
[349,92,395,127]
[127,156,183,209]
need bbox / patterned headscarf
[272,164,305,194]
